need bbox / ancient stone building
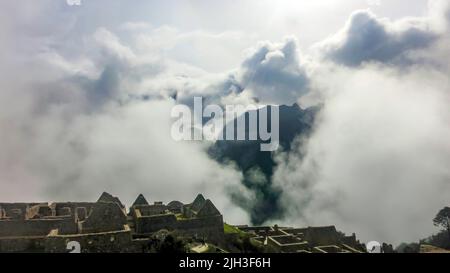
[129,193,224,243]
[0,192,224,253]
[0,192,367,253]
[238,225,366,253]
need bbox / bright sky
[45,0,429,71]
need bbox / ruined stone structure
[237,225,366,253]
[0,192,367,253]
[129,193,224,243]
[0,192,224,253]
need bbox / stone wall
[136,204,167,216]
[0,202,96,219]
[27,204,54,219]
[80,202,127,234]
[45,226,135,253]
[0,237,46,253]
[300,226,340,246]
[267,236,309,253]
[0,203,37,215]
[176,215,224,243]
[134,212,224,243]
[182,205,197,218]
[0,193,227,252]
[54,202,95,217]
[135,214,177,234]
[0,217,77,237]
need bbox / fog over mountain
[210,104,319,225]
[0,0,450,245]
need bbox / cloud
[428,0,450,32]
[94,28,137,64]
[230,37,310,105]
[273,64,450,245]
[0,75,250,226]
[405,0,450,71]
[0,12,251,224]
[269,2,450,244]
[317,9,439,67]
[125,24,256,73]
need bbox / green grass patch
[224,223,245,234]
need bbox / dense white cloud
[316,0,450,68]
[317,10,438,66]
[273,0,450,244]
[0,61,250,224]
[274,64,450,244]
[232,37,309,105]
[0,2,253,224]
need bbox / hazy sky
[0,0,449,245]
[0,0,430,72]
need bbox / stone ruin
[129,193,224,243]
[237,225,366,253]
[0,192,367,253]
[0,192,224,253]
